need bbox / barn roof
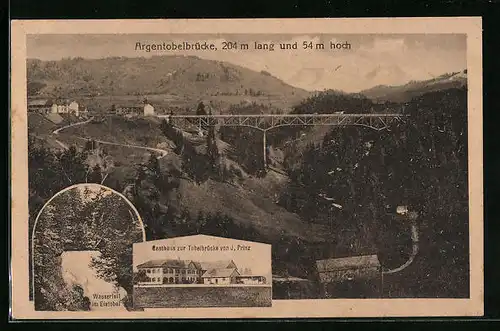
[194,260,235,270]
[316,255,381,272]
[201,268,239,278]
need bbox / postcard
[10,17,483,319]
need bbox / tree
[196,102,207,116]
[134,270,148,284]
[33,186,144,311]
[279,87,469,297]
[206,125,219,171]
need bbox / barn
[316,254,383,298]
[201,268,240,285]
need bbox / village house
[28,99,80,116]
[54,100,80,116]
[117,102,155,116]
[316,254,383,298]
[28,99,53,114]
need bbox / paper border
[10,17,483,319]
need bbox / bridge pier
[263,130,267,170]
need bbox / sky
[27,34,467,92]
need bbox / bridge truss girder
[165,114,406,132]
[160,113,407,170]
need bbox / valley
[27,54,470,299]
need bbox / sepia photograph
[31,183,145,311]
[132,235,272,308]
[26,32,469,300]
[10,18,483,319]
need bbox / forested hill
[360,70,467,103]
[279,86,469,297]
[26,56,309,109]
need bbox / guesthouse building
[136,259,199,285]
[136,259,268,286]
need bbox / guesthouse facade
[136,259,200,285]
[135,259,266,286]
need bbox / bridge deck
[159,113,407,131]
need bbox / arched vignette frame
[30,183,147,300]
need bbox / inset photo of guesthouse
[132,235,272,308]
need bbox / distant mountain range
[26,55,310,110]
[360,70,467,103]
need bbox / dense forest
[32,185,144,310]
[26,56,308,103]
[278,87,469,297]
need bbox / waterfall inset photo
[31,183,146,311]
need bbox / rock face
[61,250,127,311]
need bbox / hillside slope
[32,116,329,245]
[27,55,310,110]
[360,70,467,103]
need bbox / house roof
[28,99,51,106]
[195,260,235,270]
[316,255,381,272]
[201,268,239,278]
[119,103,153,109]
[136,259,191,269]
